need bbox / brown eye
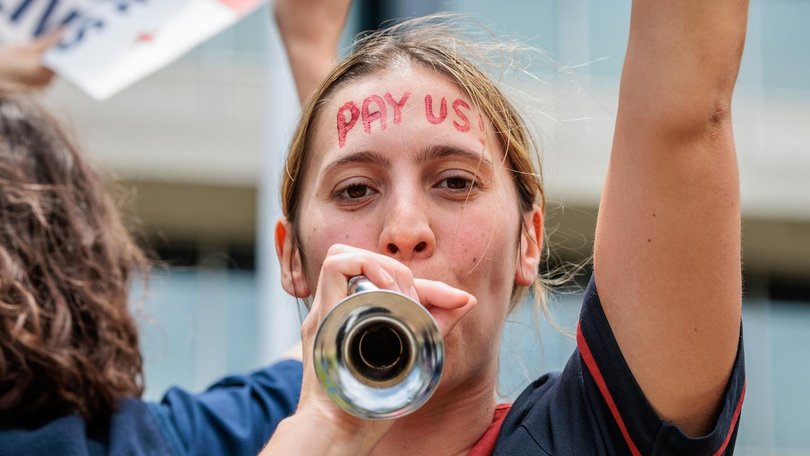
[334,181,377,203]
[345,184,369,199]
[444,176,472,190]
[437,175,476,192]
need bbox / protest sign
[0,0,93,43]
[1,0,265,100]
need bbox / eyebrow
[414,145,493,171]
[319,150,392,180]
[318,144,493,181]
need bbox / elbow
[708,97,732,126]
[692,99,733,143]
[651,96,734,143]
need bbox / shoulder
[0,398,173,456]
[495,277,746,455]
[0,362,304,456]
[495,357,597,455]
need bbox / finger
[413,279,473,309]
[302,245,416,337]
[317,245,417,304]
[413,279,477,337]
[31,28,65,52]
[316,251,396,306]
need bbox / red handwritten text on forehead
[452,99,471,132]
[337,101,361,148]
[336,91,482,148]
[384,92,411,125]
[362,95,387,134]
[425,95,448,124]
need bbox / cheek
[299,223,337,282]
[444,205,520,282]
[298,213,380,284]
[451,222,494,271]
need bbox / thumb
[413,279,477,337]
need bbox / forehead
[308,64,499,168]
[329,64,461,111]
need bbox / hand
[0,30,64,93]
[262,244,477,455]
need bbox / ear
[275,218,311,298]
[515,205,544,287]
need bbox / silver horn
[312,276,444,420]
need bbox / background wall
[41,1,810,454]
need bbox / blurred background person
[0,92,303,455]
[0,1,351,453]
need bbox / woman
[263,1,748,454]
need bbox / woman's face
[282,63,542,389]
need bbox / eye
[345,183,370,199]
[435,173,478,193]
[441,176,475,190]
[332,180,379,204]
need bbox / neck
[370,367,499,456]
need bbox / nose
[378,194,436,262]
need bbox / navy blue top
[0,360,303,456]
[0,277,744,455]
[494,277,746,455]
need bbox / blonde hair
[280,14,549,313]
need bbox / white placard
[0,0,94,44]
[0,0,265,100]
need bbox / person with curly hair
[0,1,350,454]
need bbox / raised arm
[273,0,352,106]
[593,0,748,436]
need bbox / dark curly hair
[0,95,148,427]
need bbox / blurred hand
[273,0,352,105]
[0,30,64,93]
